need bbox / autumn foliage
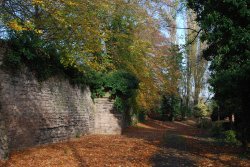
[0,0,182,115]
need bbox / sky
[176,9,186,46]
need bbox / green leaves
[105,71,139,98]
[187,0,250,146]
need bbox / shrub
[114,97,126,113]
[222,130,239,145]
[105,71,139,115]
[193,102,210,118]
[104,71,139,98]
[211,122,240,145]
[85,71,105,98]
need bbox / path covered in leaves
[0,119,249,167]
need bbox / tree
[193,101,209,119]
[1,0,184,119]
[187,0,250,148]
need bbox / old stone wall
[0,69,96,149]
[0,44,125,160]
[94,98,123,135]
[0,47,94,159]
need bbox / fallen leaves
[0,119,249,167]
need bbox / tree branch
[165,25,200,33]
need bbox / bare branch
[165,25,200,33]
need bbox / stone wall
[0,44,124,160]
[0,69,95,152]
[94,98,123,135]
[0,46,95,159]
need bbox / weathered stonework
[94,98,123,135]
[0,44,124,160]
[0,68,95,149]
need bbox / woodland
[0,0,249,165]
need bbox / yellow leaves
[84,55,115,72]
[99,1,112,11]
[32,0,44,5]
[60,53,77,67]
[65,1,78,6]
[7,20,25,31]
[35,29,43,34]
[136,81,161,110]
[7,19,43,34]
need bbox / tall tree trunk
[186,9,208,107]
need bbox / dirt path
[0,119,249,167]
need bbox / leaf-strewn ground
[0,119,249,167]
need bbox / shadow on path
[123,119,249,167]
[151,152,197,167]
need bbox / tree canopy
[0,0,183,115]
